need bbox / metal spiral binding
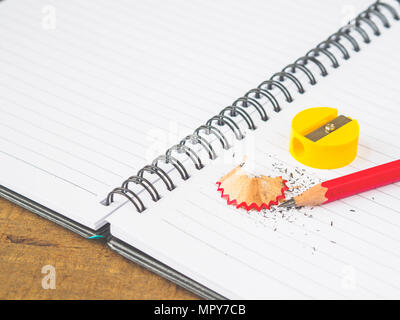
[104,1,399,212]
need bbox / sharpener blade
[305,115,352,142]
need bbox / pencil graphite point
[278,198,296,209]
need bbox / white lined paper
[108,9,400,298]
[0,0,361,228]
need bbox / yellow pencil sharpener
[289,107,359,169]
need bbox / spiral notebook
[1,0,400,299]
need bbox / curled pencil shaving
[216,165,288,211]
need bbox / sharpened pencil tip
[278,198,296,209]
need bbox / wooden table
[0,197,198,300]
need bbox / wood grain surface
[0,197,198,300]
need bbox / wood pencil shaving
[216,164,288,211]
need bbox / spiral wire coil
[104,1,400,212]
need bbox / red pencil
[279,159,400,208]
